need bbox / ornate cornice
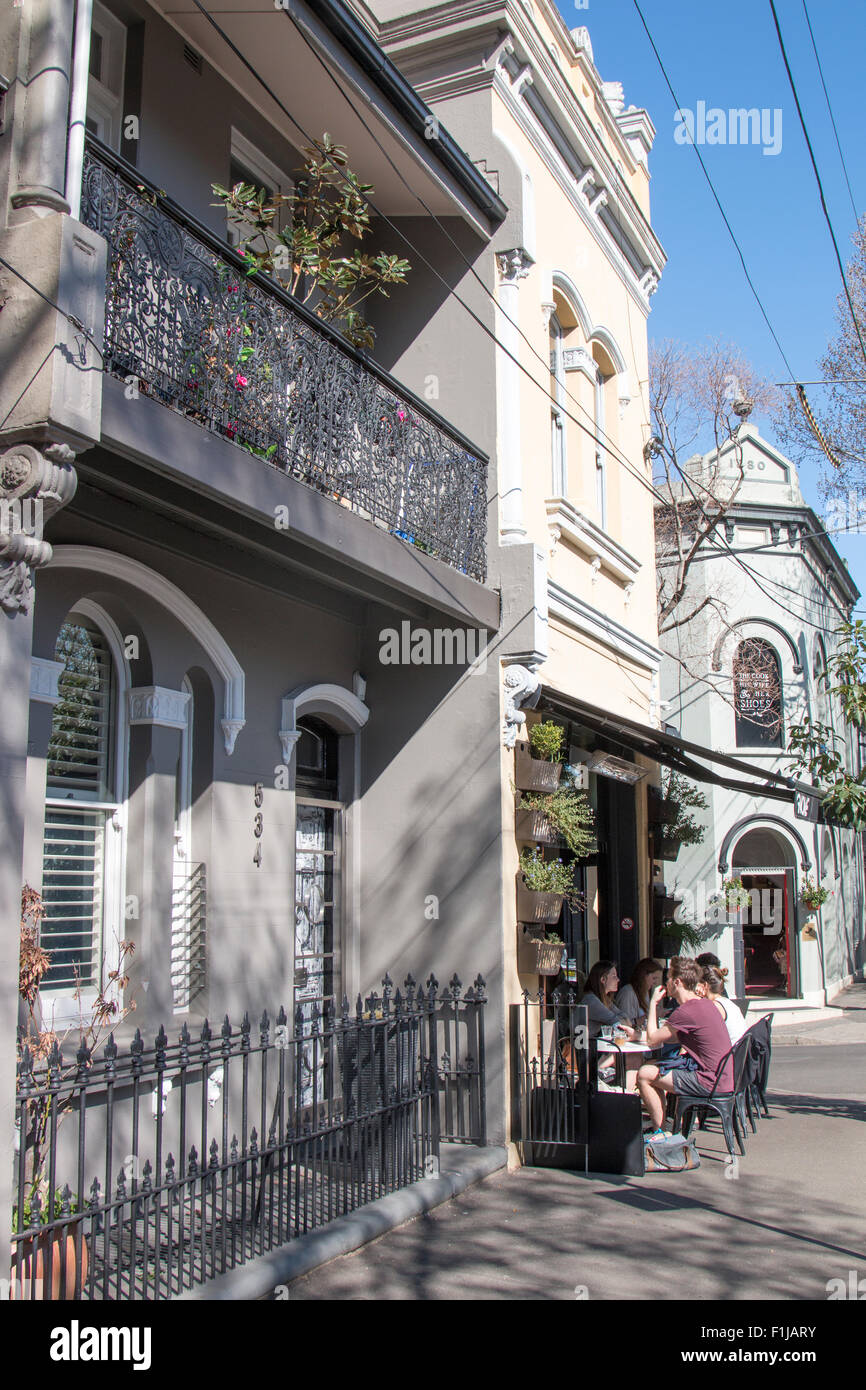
[128,686,192,730]
[0,443,78,615]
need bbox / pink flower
[397,409,407,422]
[235,373,248,389]
[226,422,236,439]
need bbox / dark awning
[538,690,820,807]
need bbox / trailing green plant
[519,848,583,908]
[213,133,410,350]
[520,779,596,859]
[787,621,866,828]
[658,770,708,847]
[800,876,830,910]
[528,720,565,763]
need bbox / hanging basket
[515,742,562,792]
[515,807,561,844]
[517,883,565,924]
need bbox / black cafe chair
[673,1033,752,1161]
[744,1012,773,1122]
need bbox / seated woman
[580,961,640,1092]
[615,958,664,1028]
[580,960,636,1039]
[697,965,747,1043]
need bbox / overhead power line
[630,0,798,382]
[769,0,866,372]
[801,0,861,226]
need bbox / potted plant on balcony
[651,771,708,861]
[13,886,136,1299]
[517,848,581,924]
[800,876,830,911]
[515,720,565,792]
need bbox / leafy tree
[787,620,866,829]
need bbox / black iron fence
[79,139,488,583]
[510,991,589,1169]
[12,972,486,1300]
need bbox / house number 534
[253,783,264,867]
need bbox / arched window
[813,640,830,725]
[591,340,616,531]
[734,638,783,747]
[42,612,125,999]
[549,312,567,494]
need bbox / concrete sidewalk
[773,981,866,1046]
[285,1043,866,1301]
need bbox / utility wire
[769,0,866,371]
[0,252,104,359]
[631,0,798,381]
[801,0,861,225]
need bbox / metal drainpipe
[65,0,94,220]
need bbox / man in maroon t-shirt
[636,957,735,1137]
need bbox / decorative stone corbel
[0,443,77,614]
[576,169,595,201]
[589,189,608,216]
[541,300,557,329]
[503,663,541,749]
[639,269,659,299]
[624,581,635,608]
[496,248,534,285]
[590,556,602,584]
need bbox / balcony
[80,142,488,583]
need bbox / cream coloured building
[362,0,667,991]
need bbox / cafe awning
[538,689,820,808]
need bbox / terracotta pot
[10,1223,88,1300]
[517,883,564,924]
[515,807,561,844]
[515,744,562,792]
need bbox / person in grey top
[580,961,638,1039]
[615,957,664,1026]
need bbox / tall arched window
[549,312,567,494]
[42,611,125,1001]
[734,638,783,747]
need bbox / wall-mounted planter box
[515,807,561,844]
[652,831,682,862]
[533,939,566,976]
[648,789,678,825]
[517,882,564,924]
[515,741,562,792]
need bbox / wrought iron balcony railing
[80,142,488,582]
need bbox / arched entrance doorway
[731,825,799,999]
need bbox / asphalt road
[769,1044,866,1098]
[284,1044,866,1302]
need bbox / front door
[741,870,796,998]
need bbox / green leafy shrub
[520,781,596,858]
[528,720,565,763]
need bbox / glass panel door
[294,802,341,1105]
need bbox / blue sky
[557,0,866,597]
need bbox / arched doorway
[732,825,799,999]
